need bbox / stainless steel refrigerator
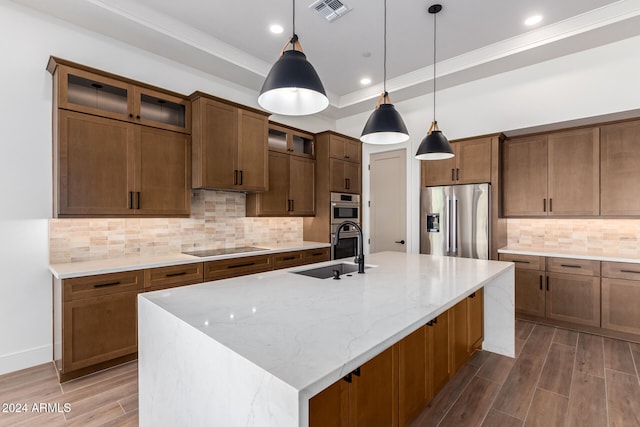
[420,183,490,259]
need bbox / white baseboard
[0,345,52,376]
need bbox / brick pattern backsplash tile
[50,190,303,263]
[506,218,640,255]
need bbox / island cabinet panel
[349,346,399,427]
[427,312,451,398]
[451,290,484,373]
[421,137,492,186]
[204,254,273,281]
[398,327,428,427]
[601,120,640,215]
[309,346,398,427]
[191,92,269,192]
[309,380,348,427]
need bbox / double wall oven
[330,192,361,260]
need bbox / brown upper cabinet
[329,134,361,164]
[246,123,316,216]
[246,151,315,216]
[502,127,600,217]
[267,122,315,158]
[601,120,640,216]
[191,92,269,192]
[422,137,492,186]
[49,58,191,217]
[49,57,190,134]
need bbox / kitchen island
[138,251,514,427]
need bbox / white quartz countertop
[49,241,330,279]
[139,251,513,400]
[498,246,640,264]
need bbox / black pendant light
[258,0,329,116]
[415,4,454,160]
[360,0,409,145]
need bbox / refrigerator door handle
[451,196,458,255]
[445,196,451,253]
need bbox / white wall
[0,1,333,375]
[337,34,640,256]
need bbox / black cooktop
[182,246,268,257]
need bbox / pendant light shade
[360,0,409,144]
[361,94,409,144]
[415,4,454,160]
[258,1,328,116]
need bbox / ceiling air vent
[309,0,352,22]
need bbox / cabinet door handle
[346,178,350,190]
[129,192,134,209]
[549,198,553,212]
[165,271,187,277]
[227,261,256,269]
[345,155,350,159]
[456,168,460,181]
[343,373,352,383]
[468,292,477,299]
[451,168,455,181]
[513,260,530,264]
[543,198,546,212]
[621,269,640,274]
[136,115,141,119]
[137,192,141,209]
[290,199,294,211]
[233,170,238,185]
[546,276,549,291]
[128,113,133,118]
[539,275,543,290]
[560,264,582,269]
[281,256,296,261]
[352,367,361,377]
[310,252,324,257]
[93,281,121,288]
[239,170,243,185]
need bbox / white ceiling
[15,0,640,118]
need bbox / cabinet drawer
[547,258,600,276]
[302,248,331,264]
[601,262,640,280]
[63,270,144,301]
[273,251,304,270]
[144,263,203,290]
[498,253,545,270]
[205,254,273,281]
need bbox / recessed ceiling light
[524,15,543,26]
[360,77,372,86]
[270,24,284,34]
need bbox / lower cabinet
[310,289,483,427]
[501,253,609,331]
[56,247,329,381]
[602,262,640,335]
[310,346,398,427]
[451,290,484,373]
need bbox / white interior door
[370,149,407,253]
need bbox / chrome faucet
[333,221,365,274]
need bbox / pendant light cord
[293,0,296,37]
[383,0,387,96]
[432,9,436,123]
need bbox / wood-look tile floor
[1,321,639,426]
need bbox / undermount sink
[292,262,371,279]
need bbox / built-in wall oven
[330,193,360,259]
